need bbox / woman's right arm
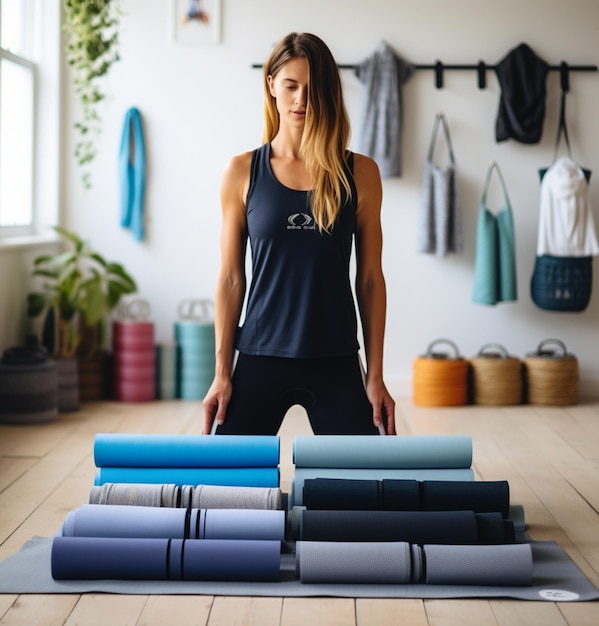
[202,153,251,434]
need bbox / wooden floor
[1,398,598,625]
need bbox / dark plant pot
[54,358,80,412]
[0,357,58,424]
[78,351,113,401]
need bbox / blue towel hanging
[119,107,146,241]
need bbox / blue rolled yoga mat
[295,541,533,586]
[61,505,285,541]
[51,537,281,581]
[93,434,280,468]
[94,467,280,488]
[292,468,474,506]
[292,435,472,469]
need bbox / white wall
[4,0,599,398]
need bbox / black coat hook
[560,61,570,93]
[477,61,487,89]
[435,61,444,89]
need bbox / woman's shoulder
[351,152,382,193]
[351,152,380,175]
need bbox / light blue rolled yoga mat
[94,467,280,488]
[292,435,472,469]
[93,434,280,468]
[291,468,474,506]
[51,537,281,581]
[60,505,285,541]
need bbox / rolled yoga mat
[94,433,280,468]
[88,483,283,510]
[302,478,510,517]
[295,540,414,584]
[61,505,285,541]
[423,543,533,586]
[292,435,472,469]
[296,510,513,544]
[292,468,474,506]
[94,467,280,488]
[295,541,533,586]
[51,537,281,582]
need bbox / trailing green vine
[63,0,121,188]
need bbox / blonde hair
[262,33,352,232]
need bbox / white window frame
[0,0,60,249]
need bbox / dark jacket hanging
[495,43,549,144]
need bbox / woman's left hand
[366,379,396,435]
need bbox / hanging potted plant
[27,227,137,405]
[63,0,121,188]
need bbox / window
[0,0,34,235]
[0,0,60,244]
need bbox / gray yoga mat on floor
[0,536,598,601]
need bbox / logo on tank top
[287,213,316,230]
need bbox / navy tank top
[236,143,360,358]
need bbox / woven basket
[413,339,469,407]
[469,343,523,406]
[524,339,579,406]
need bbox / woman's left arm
[353,154,396,435]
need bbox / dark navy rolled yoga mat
[302,478,510,516]
[94,467,280,488]
[60,505,286,541]
[292,468,474,506]
[297,510,513,544]
[292,435,472,469]
[94,434,280,468]
[51,537,281,581]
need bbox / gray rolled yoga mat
[295,540,413,584]
[292,435,472,469]
[88,483,283,510]
[295,541,533,586]
[61,505,285,541]
[424,543,533,586]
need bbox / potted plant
[63,0,121,188]
[27,226,137,404]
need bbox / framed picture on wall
[171,0,221,45]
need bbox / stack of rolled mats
[52,433,286,581]
[291,435,533,586]
[92,433,280,488]
[291,434,475,505]
[52,503,286,581]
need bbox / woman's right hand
[202,376,232,434]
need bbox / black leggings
[215,353,380,436]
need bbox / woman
[202,32,396,436]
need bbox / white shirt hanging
[537,156,599,256]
